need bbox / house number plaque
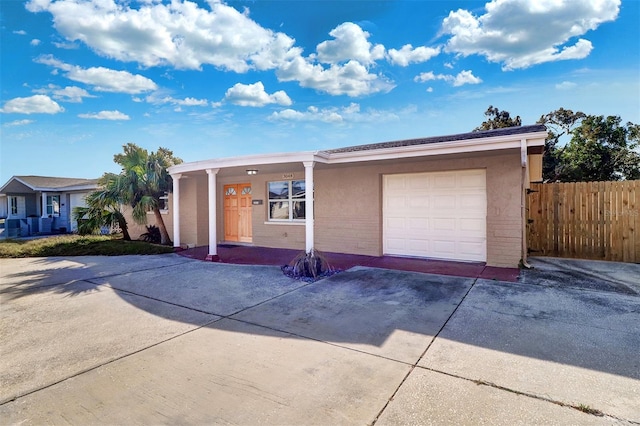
[282,173,294,179]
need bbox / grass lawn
[0,235,174,258]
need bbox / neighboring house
[0,175,99,238]
[166,125,547,268]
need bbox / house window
[268,180,305,221]
[159,192,169,212]
[46,195,60,217]
[148,192,169,214]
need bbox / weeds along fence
[527,180,639,263]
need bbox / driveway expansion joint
[0,315,221,407]
[417,366,627,422]
[370,277,480,425]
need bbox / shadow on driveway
[1,254,639,408]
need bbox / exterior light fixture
[246,169,258,175]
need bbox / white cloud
[52,85,95,102]
[224,82,292,107]
[270,102,399,123]
[78,110,130,120]
[315,22,385,65]
[414,70,482,86]
[451,70,482,86]
[441,0,620,70]
[13,30,27,35]
[387,44,440,66]
[52,40,78,49]
[556,81,577,90]
[277,57,394,97]
[145,94,210,107]
[3,119,35,127]
[0,95,64,114]
[26,0,299,72]
[30,39,41,46]
[34,84,95,103]
[25,1,395,97]
[35,55,157,94]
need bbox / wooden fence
[527,180,639,263]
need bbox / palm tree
[113,144,182,245]
[73,173,132,240]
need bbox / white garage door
[383,169,487,262]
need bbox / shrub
[140,225,161,244]
[282,248,335,281]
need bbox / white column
[171,173,182,249]
[206,168,220,261]
[303,161,315,253]
[41,192,48,217]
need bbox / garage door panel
[432,173,457,188]
[386,217,406,230]
[432,195,456,209]
[458,241,486,261]
[432,218,455,231]
[458,194,486,209]
[431,240,456,257]
[384,170,486,262]
[408,197,430,208]
[386,238,407,251]
[407,239,429,252]
[407,174,430,189]
[459,218,486,232]
[457,170,486,188]
[407,218,429,232]
[385,194,407,209]
[386,175,407,190]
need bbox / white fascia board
[325,131,547,164]
[168,151,328,175]
[167,130,547,174]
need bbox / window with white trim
[147,192,169,214]
[268,180,305,221]
[159,192,169,212]
[46,195,60,217]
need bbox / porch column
[171,173,182,249]
[303,161,315,253]
[41,192,47,217]
[206,168,220,261]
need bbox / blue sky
[1,0,638,183]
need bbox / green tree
[73,173,132,240]
[559,115,640,182]
[474,105,522,131]
[113,144,182,245]
[537,108,586,181]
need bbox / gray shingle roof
[14,175,99,190]
[326,124,547,154]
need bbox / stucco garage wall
[312,150,522,268]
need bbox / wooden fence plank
[526,180,639,263]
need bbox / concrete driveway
[1,254,638,424]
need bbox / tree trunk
[153,207,172,246]
[114,211,131,241]
[119,220,132,241]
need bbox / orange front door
[224,184,252,243]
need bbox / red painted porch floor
[177,245,520,282]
